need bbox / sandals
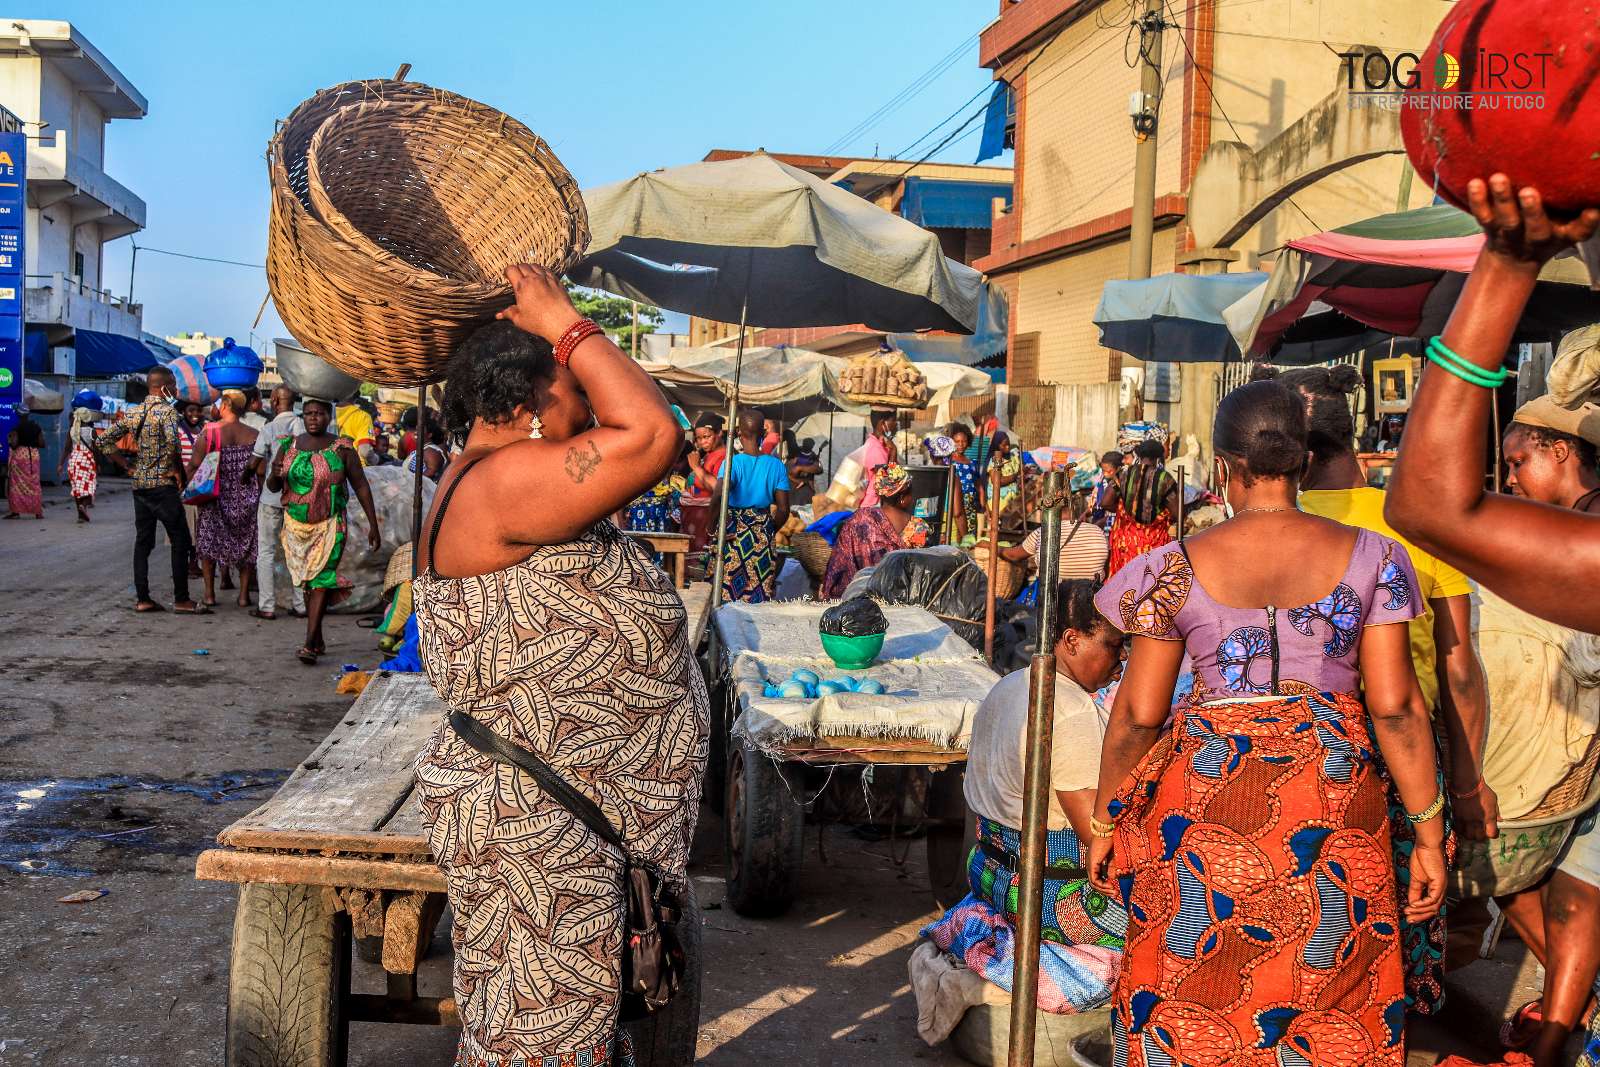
[249,609,277,620]
[133,601,166,614]
[296,646,319,665]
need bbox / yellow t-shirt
[1299,486,1473,710]
[335,405,376,460]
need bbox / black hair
[1133,439,1165,463]
[1100,450,1124,467]
[440,321,558,432]
[1268,365,1362,462]
[13,417,42,448]
[1213,380,1308,483]
[694,411,725,433]
[146,364,174,384]
[301,398,335,417]
[1053,578,1111,646]
[1507,420,1600,471]
[400,405,418,430]
[946,421,972,440]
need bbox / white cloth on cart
[715,600,999,751]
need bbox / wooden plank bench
[197,583,717,1066]
[626,530,692,588]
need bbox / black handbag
[448,711,685,1021]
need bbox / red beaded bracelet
[554,318,603,367]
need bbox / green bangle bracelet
[1428,336,1506,384]
[1427,336,1508,387]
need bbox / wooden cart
[710,603,995,919]
[197,585,714,1067]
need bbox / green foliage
[566,283,664,354]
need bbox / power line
[133,244,266,270]
[824,31,982,156]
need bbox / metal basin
[274,339,362,402]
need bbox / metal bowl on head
[274,338,362,402]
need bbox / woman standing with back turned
[413,265,707,1067]
[1087,381,1447,1066]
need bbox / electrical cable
[133,245,266,270]
[824,31,982,156]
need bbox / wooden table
[627,530,692,587]
[196,583,716,1066]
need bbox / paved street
[0,483,1559,1066]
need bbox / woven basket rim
[300,95,586,290]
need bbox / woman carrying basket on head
[413,265,707,1067]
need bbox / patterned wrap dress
[413,466,708,1067]
[279,442,350,599]
[195,440,261,567]
[1094,530,1438,1067]
[66,418,98,500]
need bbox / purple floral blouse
[1094,528,1423,701]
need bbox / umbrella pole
[708,296,750,613]
[1176,464,1186,543]
[983,462,1000,665]
[411,385,426,579]
[1007,470,1065,1067]
[827,408,835,485]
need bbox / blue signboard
[0,130,23,405]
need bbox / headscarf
[871,462,912,502]
[1513,395,1600,446]
[925,434,957,460]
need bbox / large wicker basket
[970,542,1024,601]
[267,78,588,387]
[789,530,834,581]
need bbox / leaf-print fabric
[413,520,708,1066]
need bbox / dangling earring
[527,414,543,440]
[1217,458,1235,519]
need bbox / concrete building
[165,331,225,358]
[688,150,1013,358]
[0,19,147,370]
[978,0,1450,443]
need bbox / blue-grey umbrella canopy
[569,152,986,334]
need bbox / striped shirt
[1022,520,1109,582]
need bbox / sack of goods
[266,75,589,387]
[836,350,929,408]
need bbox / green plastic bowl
[820,631,886,670]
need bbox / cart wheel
[226,883,350,1067]
[624,880,703,1066]
[926,764,973,911]
[703,673,729,815]
[725,740,804,917]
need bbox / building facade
[687,150,1013,359]
[0,20,147,368]
[978,0,1451,431]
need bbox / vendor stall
[712,600,999,917]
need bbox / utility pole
[1128,0,1169,425]
[1128,0,1167,281]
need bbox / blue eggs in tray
[763,667,888,700]
[856,679,886,695]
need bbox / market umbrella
[1094,272,1269,363]
[569,151,988,606]
[640,344,849,419]
[1235,204,1600,360]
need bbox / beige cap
[1548,324,1600,409]
[1511,395,1600,446]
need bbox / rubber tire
[624,881,704,1067]
[725,740,804,918]
[226,883,350,1067]
[703,671,728,815]
[926,764,973,911]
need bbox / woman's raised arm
[1386,176,1600,630]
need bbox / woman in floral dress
[188,389,263,607]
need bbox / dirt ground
[0,483,1564,1066]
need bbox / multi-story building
[165,331,226,359]
[978,0,1451,441]
[688,150,1013,359]
[0,19,148,374]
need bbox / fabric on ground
[921,896,1119,1016]
[907,941,1010,1046]
[716,601,997,751]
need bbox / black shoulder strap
[448,710,625,853]
[426,457,485,565]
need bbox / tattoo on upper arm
[565,441,602,483]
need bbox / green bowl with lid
[819,631,886,670]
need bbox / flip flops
[249,609,277,620]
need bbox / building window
[73,251,84,286]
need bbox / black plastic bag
[842,547,989,648]
[819,595,888,637]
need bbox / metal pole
[827,407,835,485]
[1128,0,1165,282]
[127,243,138,304]
[630,299,640,359]
[983,462,1001,665]
[411,385,426,579]
[708,295,749,612]
[1007,470,1065,1067]
[1175,463,1186,542]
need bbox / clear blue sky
[43,0,1007,345]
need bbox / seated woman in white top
[921,580,1130,1011]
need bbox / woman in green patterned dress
[267,398,380,664]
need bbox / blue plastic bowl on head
[203,337,265,391]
